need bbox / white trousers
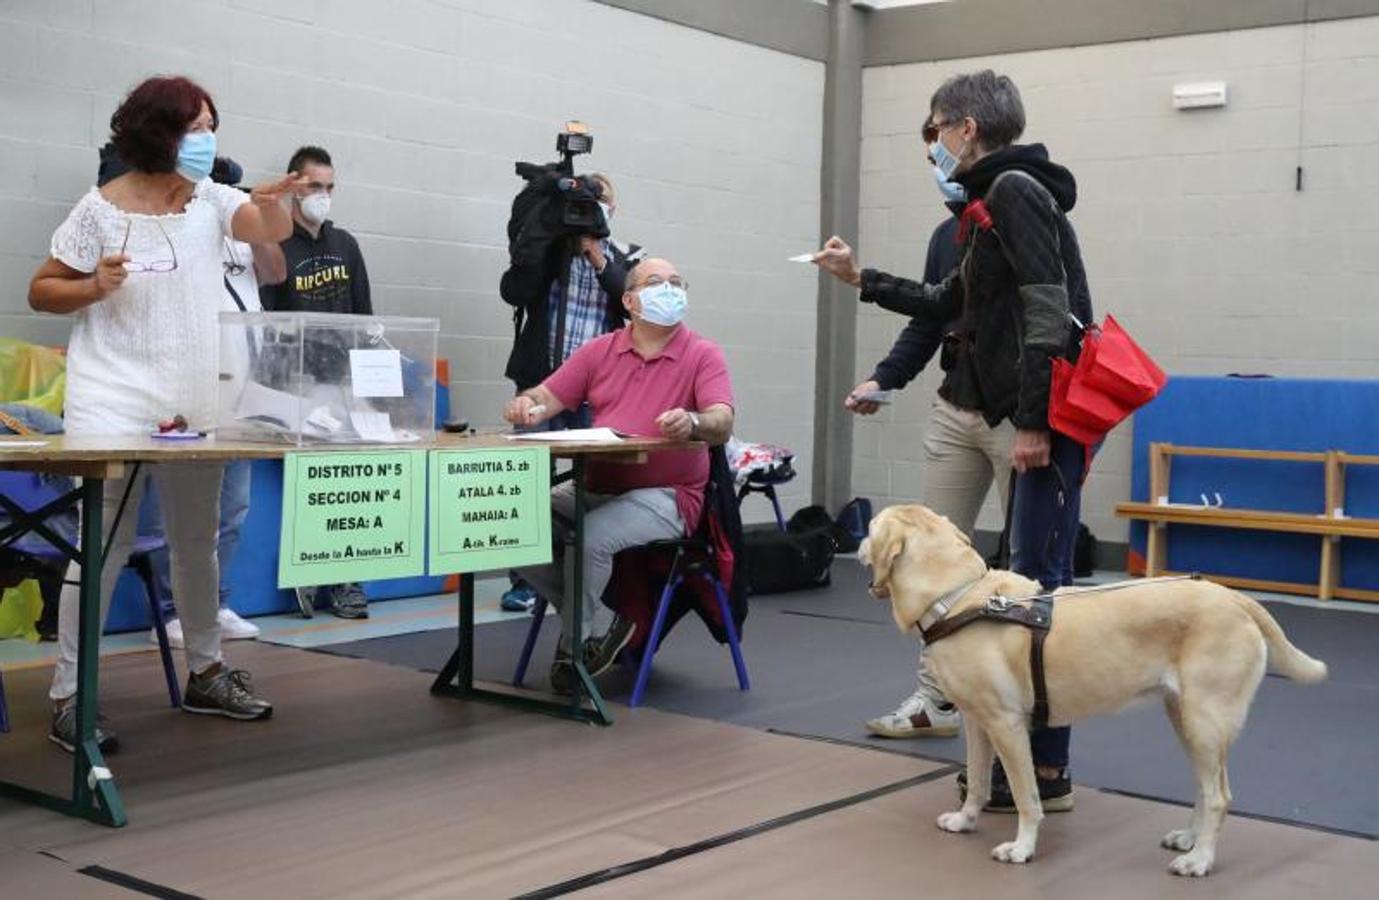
[51,463,224,700]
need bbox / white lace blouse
[49,180,249,435]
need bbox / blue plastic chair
[512,533,749,708]
[0,472,181,734]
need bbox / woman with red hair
[29,75,298,751]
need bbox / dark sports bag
[743,507,838,595]
[832,497,872,553]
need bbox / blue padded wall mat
[1128,376,1379,590]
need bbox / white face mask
[598,202,614,224]
[299,192,331,225]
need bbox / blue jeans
[139,460,252,619]
[1009,430,1084,769]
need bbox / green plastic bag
[0,580,43,642]
[0,338,66,415]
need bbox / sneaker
[217,608,260,640]
[328,583,369,620]
[149,618,185,649]
[182,667,273,721]
[581,616,636,678]
[294,586,317,618]
[865,690,961,738]
[549,647,576,696]
[958,765,1075,813]
[501,585,537,613]
[49,702,119,755]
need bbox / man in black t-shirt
[260,145,373,621]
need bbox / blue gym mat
[316,559,1379,839]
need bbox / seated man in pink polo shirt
[505,257,735,694]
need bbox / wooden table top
[0,432,695,478]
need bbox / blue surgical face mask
[598,202,613,225]
[637,281,688,327]
[929,135,966,181]
[176,131,216,183]
[932,165,967,203]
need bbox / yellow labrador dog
[859,505,1328,877]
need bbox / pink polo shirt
[544,324,735,532]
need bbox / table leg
[429,459,612,725]
[0,476,126,826]
[568,458,611,724]
[73,476,125,825]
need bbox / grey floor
[319,560,1379,839]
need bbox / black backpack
[742,506,838,595]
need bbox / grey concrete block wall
[0,0,823,522]
[854,17,1379,545]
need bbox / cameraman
[498,172,643,611]
[501,173,643,393]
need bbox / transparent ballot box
[217,311,439,445]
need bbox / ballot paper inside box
[216,311,439,445]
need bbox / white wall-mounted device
[1172,81,1228,110]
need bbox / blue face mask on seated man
[176,131,216,183]
[637,281,688,327]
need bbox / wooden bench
[1115,443,1379,602]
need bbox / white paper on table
[349,348,404,398]
[349,410,398,443]
[0,440,50,450]
[505,427,624,443]
[787,253,817,263]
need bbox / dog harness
[923,592,1056,730]
[920,574,1201,732]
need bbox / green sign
[278,450,427,588]
[429,446,552,574]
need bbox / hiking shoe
[501,584,537,613]
[182,668,273,721]
[328,583,369,619]
[958,765,1074,813]
[295,586,317,618]
[865,689,961,738]
[217,608,260,640]
[549,647,576,696]
[581,616,636,678]
[49,703,119,754]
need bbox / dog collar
[919,576,984,634]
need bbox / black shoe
[581,616,636,678]
[328,583,369,619]
[549,647,576,696]
[183,668,273,721]
[49,703,119,754]
[958,764,1074,813]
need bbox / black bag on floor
[743,507,838,595]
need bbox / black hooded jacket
[859,144,1093,430]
